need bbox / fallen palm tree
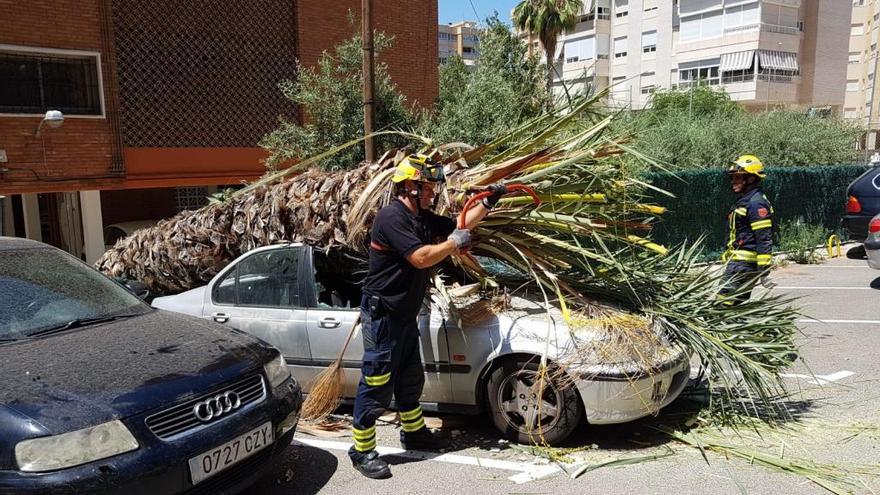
[97,93,798,423]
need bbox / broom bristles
[300,363,346,422]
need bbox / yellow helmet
[391,154,445,183]
[727,154,766,179]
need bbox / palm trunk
[96,163,383,294]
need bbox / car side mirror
[120,279,151,301]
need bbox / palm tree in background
[513,0,585,107]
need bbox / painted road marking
[294,437,561,484]
[798,318,880,324]
[779,370,855,386]
[776,286,875,290]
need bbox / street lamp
[34,110,64,138]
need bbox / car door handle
[212,313,230,324]
[319,317,341,328]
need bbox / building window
[681,11,723,42]
[847,79,860,92]
[613,36,627,58]
[641,85,655,95]
[679,62,720,87]
[175,187,209,212]
[641,31,657,53]
[722,67,755,83]
[0,51,102,115]
[462,47,474,54]
[616,10,629,18]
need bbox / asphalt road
[249,249,880,495]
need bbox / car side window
[211,248,305,308]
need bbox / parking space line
[776,286,875,290]
[780,370,855,385]
[293,437,562,484]
[798,318,880,324]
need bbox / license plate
[188,422,274,485]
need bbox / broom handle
[334,315,361,366]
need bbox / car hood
[151,286,207,316]
[0,309,271,435]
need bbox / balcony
[722,23,800,36]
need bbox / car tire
[486,356,582,446]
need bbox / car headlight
[15,420,139,472]
[264,352,291,389]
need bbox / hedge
[645,165,870,257]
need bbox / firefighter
[349,154,505,479]
[718,154,774,306]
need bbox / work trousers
[350,295,426,457]
[717,261,760,306]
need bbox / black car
[0,237,302,494]
[843,164,880,241]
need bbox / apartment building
[0,0,439,262]
[439,21,481,66]
[846,0,880,149]
[541,0,849,112]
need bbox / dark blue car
[843,164,880,241]
[0,237,302,494]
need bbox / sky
[439,0,519,25]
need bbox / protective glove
[481,184,507,209]
[447,229,471,250]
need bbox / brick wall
[0,0,119,194]
[296,0,439,108]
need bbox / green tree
[649,85,743,117]
[424,15,546,145]
[260,30,415,171]
[626,107,861,171]
[512,0,584,104]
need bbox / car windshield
[0,247,150,339]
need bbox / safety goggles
[421,163,445,183]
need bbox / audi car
[0,237,302,494]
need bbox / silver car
[152,244,690,445]
[865,213,880,269]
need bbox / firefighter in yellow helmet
[349,153,506,479]
[718,154,774,306]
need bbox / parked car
[0,237,302,494]
[843,164,880,241]
[864,213,880,270]
[152,243,690,445]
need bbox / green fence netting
[645,165,870,258]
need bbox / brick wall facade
[1,0,439,195]
[296,0,439,108]
[0,0,119,194]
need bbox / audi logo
[193,391,242,422]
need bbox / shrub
[777,220,828,264]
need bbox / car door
[203,246,312,361]
[299,248,453,402]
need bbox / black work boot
[400,427,449,451]
[349,449,391,479]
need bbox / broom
[300,316,361,422]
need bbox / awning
[757,50,799,71]
[719,50,755,72]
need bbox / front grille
[146,374,266,440]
